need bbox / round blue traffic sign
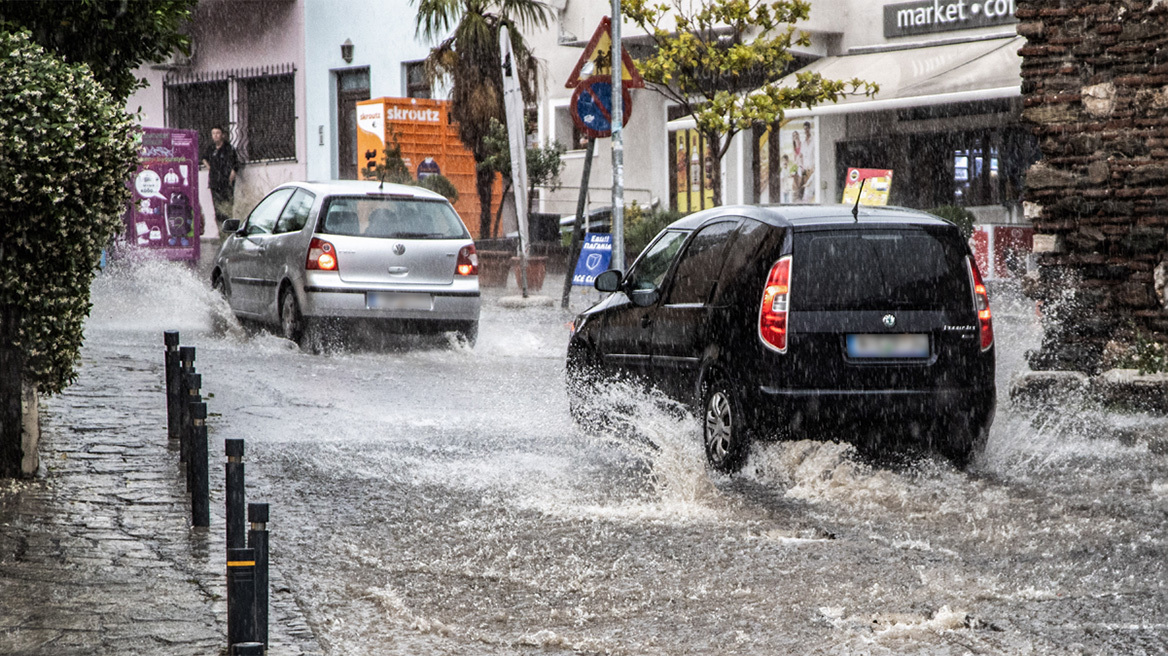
[570,78,633,139]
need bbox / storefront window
[836,125,1037,210]
[953,136,1001,206]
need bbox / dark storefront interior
[833,100,1040,211]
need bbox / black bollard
[233,643,264,656]
[190,402,210,528]
[177,346,197,460]
[225,439,246,550]
[226,547,257,649]
[164,331,180,441]
[247,503,270,648]
[184,372,202,485]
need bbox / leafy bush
[624,202,682,260]
[361,138,412,185]
[1116,331,1168,375]
[929,205,977,240]
[0,31,137,394]
[418,174,459,202]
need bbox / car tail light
[306,237,338,271]
[456,244,478,276]
[758,256,792,353]
[967,256,993,350]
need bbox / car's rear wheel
[938,419,988,469]
[703,377,750,473]
[454,320,478,348]
[280,288,304,344]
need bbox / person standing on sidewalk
[202,125,239,235]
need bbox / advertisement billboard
[778,118,819,204]
[123,127,201,261]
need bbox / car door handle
[641,314,653,328]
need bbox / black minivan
[566,204,995,472]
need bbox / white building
[129,0,1031,236]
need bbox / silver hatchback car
[211,180,480,347]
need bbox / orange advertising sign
[356,97,501,238]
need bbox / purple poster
[124,127,201,261]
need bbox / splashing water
[88,256,242,337]
[570,380,722,514]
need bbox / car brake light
[456,244,478,276]
[306,237,338,271]
[758,256,792,353]
[967,256,993,350]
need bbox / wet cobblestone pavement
[0,339,322,655]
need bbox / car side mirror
[221,218,241,234]
[630,287,660,307]
[594,269,622,293]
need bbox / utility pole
[610,1,624,270]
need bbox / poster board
[672,129,716,213]
[571,233,613,286]
[123,127,201,261]
[777,118,819,204]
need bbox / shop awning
[777,35,1024,118]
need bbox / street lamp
[341,39,354,64]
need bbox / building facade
[130,0,1035,245]
[128,0,439,237]
[530,1,1035,232]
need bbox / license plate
[366,292,433,311]
[846,333,930,359]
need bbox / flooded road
[77,260,1168,655]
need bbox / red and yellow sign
[841,167,894,206]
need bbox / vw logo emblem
[883,314,896,328]
[393,243,406,256]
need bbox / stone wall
[1018,0,1168,373]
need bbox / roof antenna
[851,177,866,223]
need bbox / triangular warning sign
[565,16,645,89]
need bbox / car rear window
[318,196,469,239]
[792,228,970,311]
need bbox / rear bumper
[301,286,480,322]
[754,385,996,432]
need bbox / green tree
[0,31,138,477]
[361,135,414,186]
[413,0,549,238]
[0,0,196,101]
[479,117,566,236]
[625,0,878,205]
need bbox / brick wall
[1019,0,1168,373]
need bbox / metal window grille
[164,79,229,156]
[242,73,295,161]
[164,64,296,163]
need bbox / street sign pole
[499,26,531,297]
[610,1,625,271]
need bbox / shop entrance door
[336,68,370,180]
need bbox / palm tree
[414,0,549,238]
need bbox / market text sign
[884,0,1017,37]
